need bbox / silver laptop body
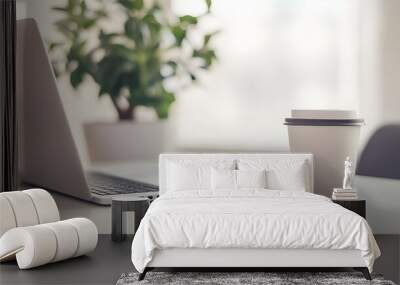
[16,19,158,205]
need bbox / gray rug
[116,272,396,285]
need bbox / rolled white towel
[64,218,98,257]
[0,196,17,237]
[0,189,60,236]
[0,218,98,269]
[0,191,39,227]
[23,189,60,224]
[42,221,79,262]
[0,225,57,268]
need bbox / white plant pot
[84,121,172,163]
[286,110,364,198]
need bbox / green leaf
[52,6,69,12]
[106,44,139,62]
[54,19,74,38]
[95,55,138,97]
[154,88,175,119]
[125,18,143,43]
[193,48,217,68]
[203,49,217,66]
[48,42,63,51]
[99,31,118,45]
[70,67,84,89]
[80,1,87,14]
[205,0,212,11]
[82,18,97,29]
[118,0,144,11]
[171,25,186,46]
[147,71,163,87]
[203,31,219,46]
[68,40,86,61]
[179,15,198,25]
[132,0,144,10]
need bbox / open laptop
[16,19,159,205]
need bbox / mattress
[131,190,380,273]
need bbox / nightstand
[332,199,366,218]
[111,196,151,242]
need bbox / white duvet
[131,190,380,273]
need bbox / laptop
[16,19,159,205]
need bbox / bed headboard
[159,153,314,195]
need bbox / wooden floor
[0,235,398,285]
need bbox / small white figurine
[342,156,353,190]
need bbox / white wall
[16,1,27,19]
[378,1,400,124]
[359,0,400,142]
[355,0,400,234]
[173,0,360,151]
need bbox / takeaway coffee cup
[285,110,364,197]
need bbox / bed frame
[139,154,372,281]
[140,248,371,280]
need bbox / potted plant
[50,0,218,161]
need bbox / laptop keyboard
[86,172,159,196]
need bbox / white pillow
[211,169,236,190]
[238,159,308,191]
[268,162,307,191]
[168,163,211,191]
[211,169,268,190]
[237,169,267,188]
[166,159,235,192]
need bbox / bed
[131,153,380,280]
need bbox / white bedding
[131,190,380,273]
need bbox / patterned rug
[116,271,396,285]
